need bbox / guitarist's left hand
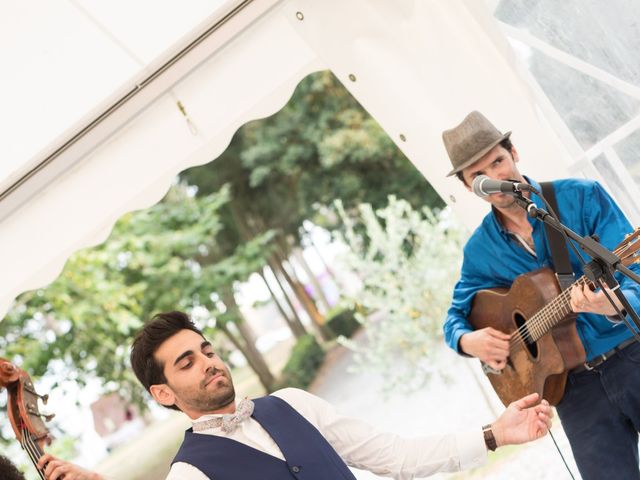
[491,392,552,448]
[570,283,624,316]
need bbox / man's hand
[491,392,552,448]
[459,327,510,371]
[37,453,103,480]
[570,283,623,316]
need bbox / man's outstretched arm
[280,388,552,479]
[490,392,552,447]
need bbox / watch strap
[482,424,497,451]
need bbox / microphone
[471,175,533,197]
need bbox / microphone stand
[512,192,640,336]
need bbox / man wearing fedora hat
[442,111,640,479]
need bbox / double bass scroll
[1,357,55,480]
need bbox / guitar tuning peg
[43,413,55,422]
[40,393,49,405]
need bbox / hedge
[276,334,325,389]
[326,308,360,339]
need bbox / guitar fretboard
[519,276,590,346]
[509,228,640,351]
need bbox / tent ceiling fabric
[1,0,233,193]
[282,0,572,216]
[0,0,323,319]
[1,0,573,320]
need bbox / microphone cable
[549,429,576,480]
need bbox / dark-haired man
[40,310,553,479]
[135,311,551,479]
[442,110,640,480]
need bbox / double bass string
[21,427,46,480]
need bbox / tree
[0,184,278,409]
[182,70,444,342]
[335,196,467,393]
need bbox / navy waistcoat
[171,395,357,479]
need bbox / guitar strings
[507,233,639,349]
[508,274,592,352]
[506,237,637,351]
[509,276,590,352]
[21,427,46,480]
[510,276,586,347]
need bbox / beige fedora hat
[443,111,511,177]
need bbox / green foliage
[326,308,361,339]
[335,196,468,393]
[182,70,443,246]
[1,68,445,435]
[0,183,275,411]
[275,334,325,390]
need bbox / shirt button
[291,466,301,473]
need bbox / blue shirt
[444,177,640,361]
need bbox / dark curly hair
[130,311,204,411]
[0,455,26,480]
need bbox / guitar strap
[540,181,575,290]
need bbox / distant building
[90,393,145,451]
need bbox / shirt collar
[190,400,239,424]
[192,413,223,424]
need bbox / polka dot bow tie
[193,398,255,434]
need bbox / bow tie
[193,398,255,434]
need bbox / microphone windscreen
[471,175,490,197]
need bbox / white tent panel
[1,0,578,320]
[283,0,573,219]
[0,2,323,319]
[0,0,229,188]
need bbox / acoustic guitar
[468,228,640,406]
[1,358,56,479]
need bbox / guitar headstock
[616,228,640,268]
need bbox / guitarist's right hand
[459,327,510,370]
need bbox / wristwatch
[482,424,497,451]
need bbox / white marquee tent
[2,0,638,320]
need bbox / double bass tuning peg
[25,380,49,404]
[26,403,55,422]
[41,413,56,423]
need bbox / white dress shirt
[167,388,486,480]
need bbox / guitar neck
[527,275,590,342]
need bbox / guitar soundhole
[514,312,538,359]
